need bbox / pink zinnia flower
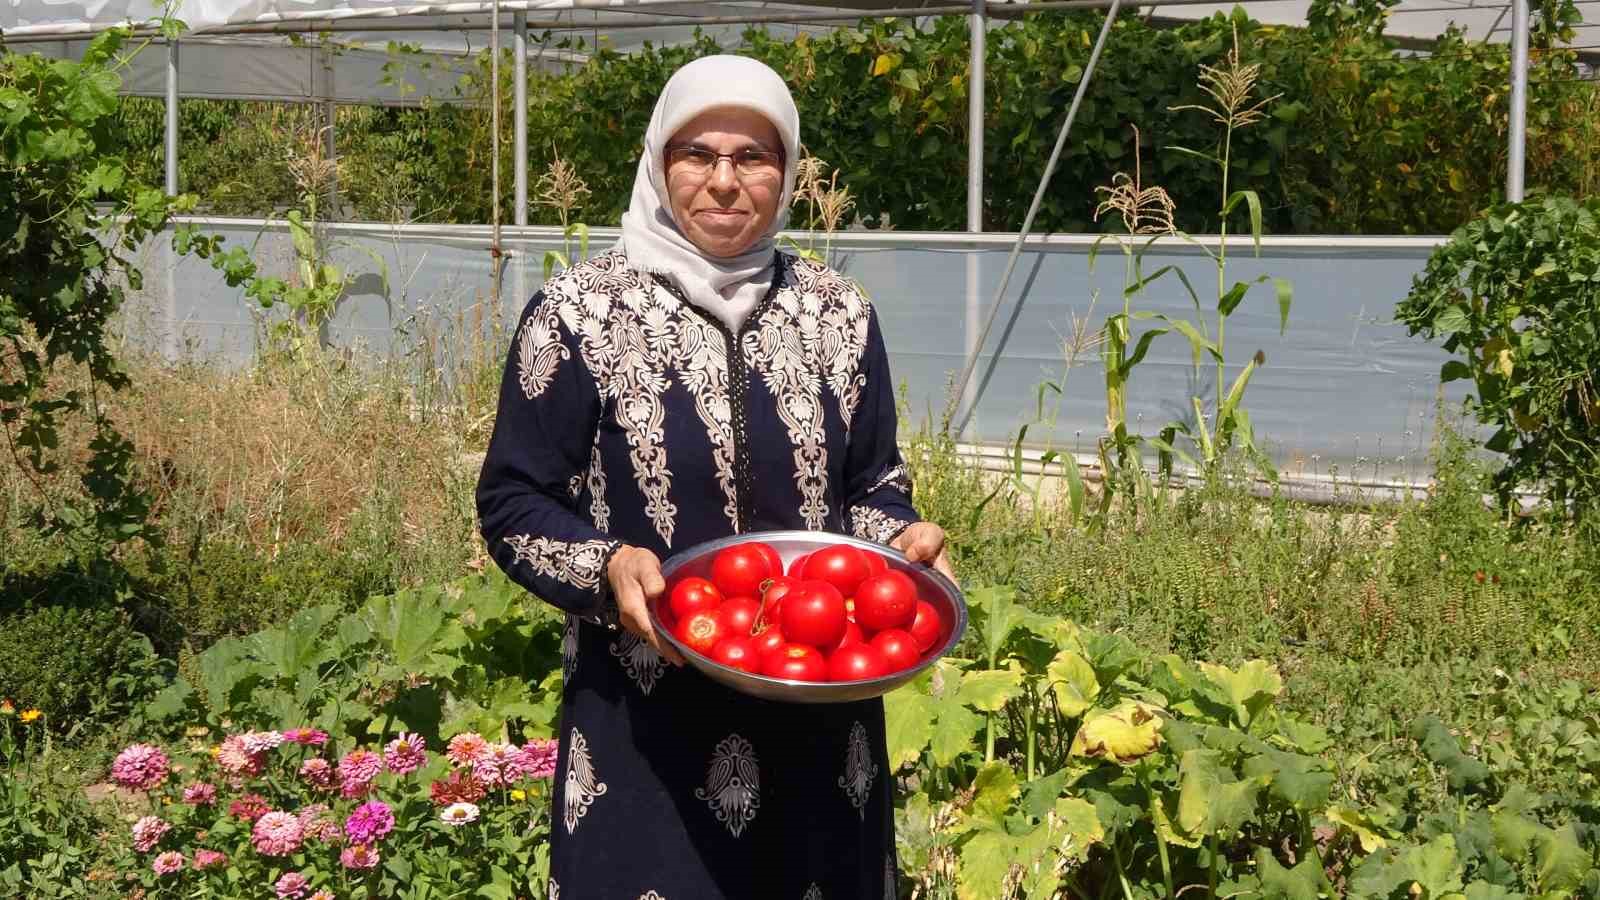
[344,801,395,845]
[151,851,185,875]
[252,810,304,857]
[445,732,488,767]
[217,735,265,777]
[340,843,380,870]
[275,871,311,899]
[337,749,382,798]
[298,804,343,845]
[281,727,329,746]
[230,792,270,822]
[299,757,337,791]
[182,782,218,805]
[429,769,487,806]
[192,849,227,870]
[515,739,559,781]
[131,816,170,853]
[383,732,427,776]
[110,743,170,792]
[471,742,520,787]
[439,802,480,826]
[240,730,284,754]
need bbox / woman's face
[664,107,784,259]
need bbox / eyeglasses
[665,146,784,180]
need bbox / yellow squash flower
[510,789,527,802]
[19,708,43,724]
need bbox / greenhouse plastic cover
[123,220,1466,488]
[6,0,1589,104]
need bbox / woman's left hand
[890,522,956,582]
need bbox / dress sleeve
[476,291,622,623]
[842,306,923,546]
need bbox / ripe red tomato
[674,611,725,656]
[752,625,786,656]
[757,575,798,630]
[801,545,872,597]
[710,544,772,599]
[863,551,889,577]
[751,543,783,583]
[668,577,724,621]
[787,552,813,577]
[717,596,760,637]
[907,600,944,653]
[709,636,761,673]
[832,620,865,651]
[779,581,848,649]
[827,644,889,682]
[854,570,918,632]
[870,629,921,672]
[762,644,826,681]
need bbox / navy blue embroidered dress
[476,247,922,900]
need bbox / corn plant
[534,147,592,279]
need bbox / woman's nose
[707,156,740,192]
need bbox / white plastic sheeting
[123,219,1462,486]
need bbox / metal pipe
[514,11,529,228]
[322,40,339,218]
[491,0,504,310]
[0,0,1282,41]
[963,0,987,418]
[164,39,179,194]
[1507,0,1529,201]
[950,0,1122,436]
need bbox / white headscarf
[618,55,801,333]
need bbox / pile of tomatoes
[658,540,948,683]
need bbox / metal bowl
[654,530,967,704]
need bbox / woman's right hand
[607,545,685,666]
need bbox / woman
[477,54,952,899]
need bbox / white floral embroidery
[849,506,913,545]
[695,734,761,838]
[563,727,607,834]
[516,303,569,399]
[586,442,610,532]
[803,885,824,900]
[548,878,559,900]
[673,314,739,529]
[839,721,879,819]
[639,893,666,900]
[609,631,666,696]
[503,535,616,591]
[561,615,578,683]
[867,463,912,497]
[745,257,873,529]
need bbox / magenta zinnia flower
[383,732,427,776]
[131,815,170,853]
[514,739,558,781]
[275,871,311,899]
[230,792,271,822]
[445,732,488,767]
[471,741,519,787]
[282,726,329,746]
[151,851,185,875]
[299,757,338,791]
[252,810,305,857]
[337,749,382,798]
[110,743,170,792]
[340,843,380,870]
[193,848,228,870]
[182,782,218,805]
[344,800,395,845]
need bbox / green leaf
[1051,797,1105,860]
[1532,823,1588,893]
[884,676,939,769]
[1070,701,1164,765]
[971,760,1020,826]
[1019,769,1071,821]
[1218,279,1253,316]
[1176,749,1263,836]
[957,667,1026,712]
[1242,747,1333,811]
[1410,716,1491,793]
[1323,803,1388,853]
[1433,305,1471,336]
[1273,277,1293,334]
[1046,650,1100,718]
[1254,847,1324,900]
[364,588,459,676]
[1441,360,1473,382]
[1196,660,1283,730]
[1224,189,1265,254]
[929,703,985,768]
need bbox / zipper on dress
[651,255,786,534]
